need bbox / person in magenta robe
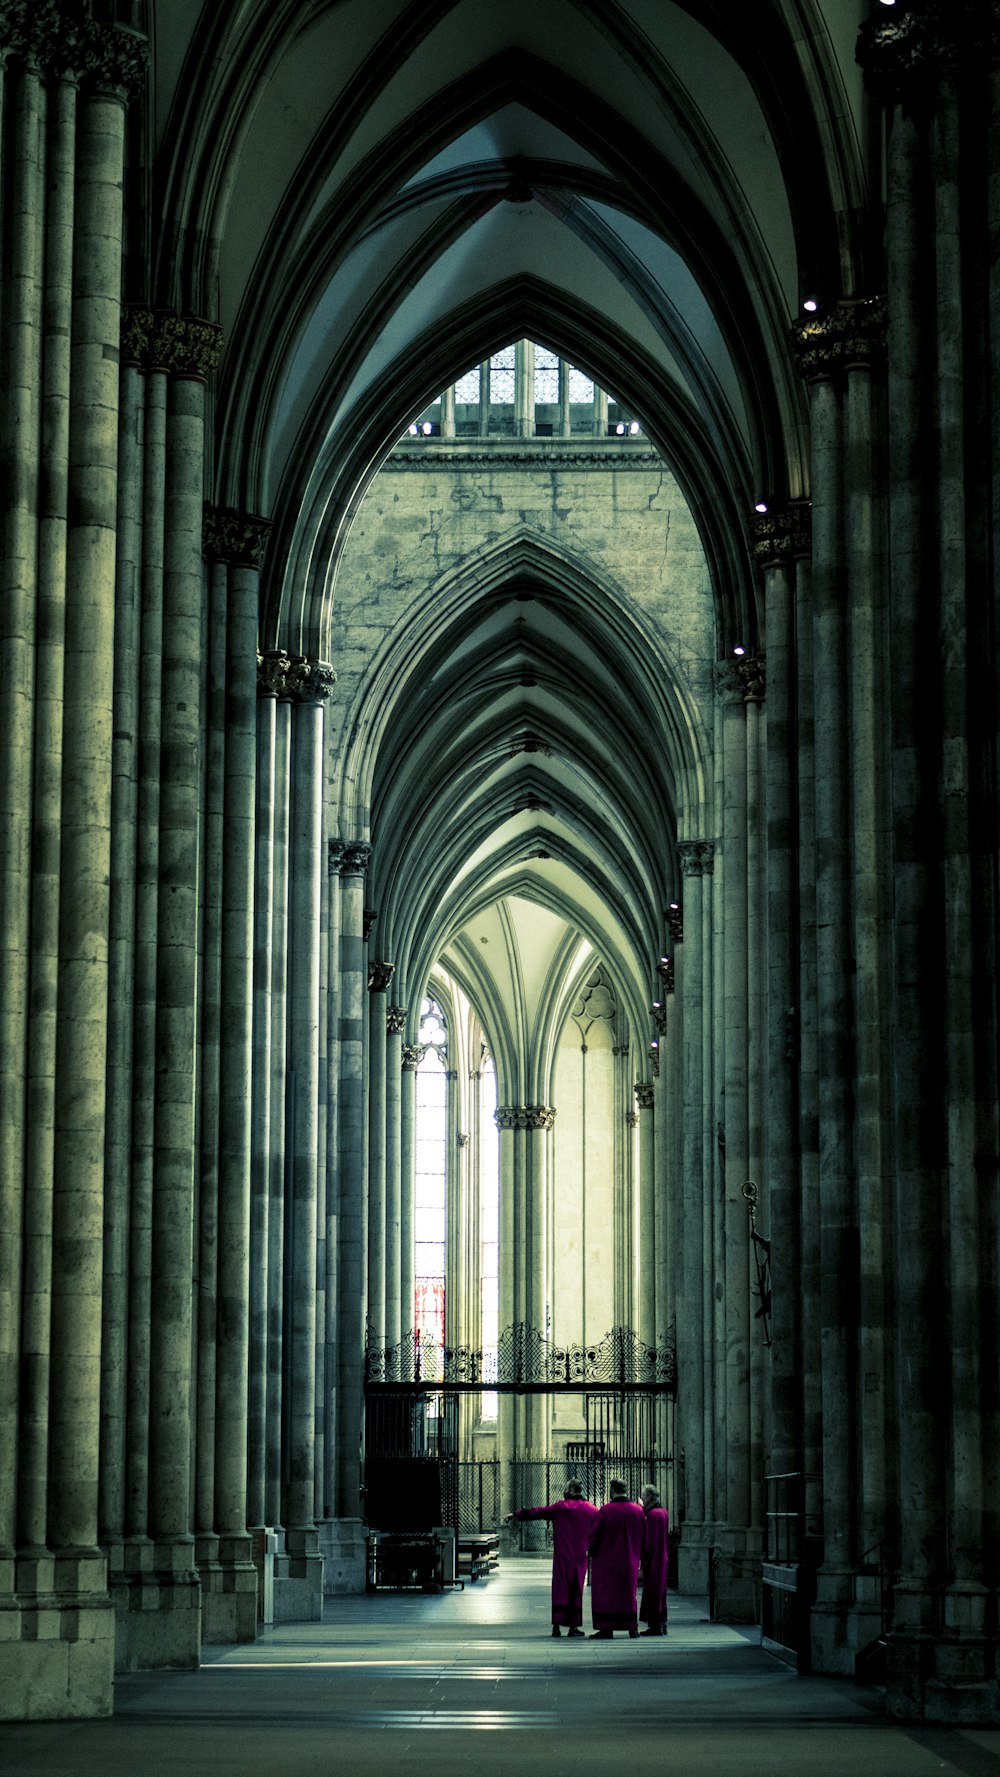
[506,1479,598,1635]
[587,1478,644,1637]
[639,1485,669,1635]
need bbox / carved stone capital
[338,841,371,877]
[285,656,336,705]
[457,1132,470,1148]
[0,7,149,92]
[402,1043,425,1071]
[678,839,715,878]
[656,956,675,995]
[368,960,395,994]
[651,1000,667,1033]
[634,1081,655,1111]
[666,904,683,945]
[386,1005,407,1035]
[626,1111,640,1128]
[121,308,223,379]
[362,907,377,939]
[739,651,767,704]
[494,1105,556,1131]
[750,502,813,568]
[257,649,292,700]
[203,506,271,569]
[857,6,1000,96]
[791,297,886,384]
[715,657,746,704]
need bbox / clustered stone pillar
[855,9,1000,1718]
[385,1007,407,1362]
[366,960,394,1352]
[335,842,372,1520]
[635,1081,656,1347]
[675,840,713,1591]
[494,1104,555,1470]
[0,11,147,1721]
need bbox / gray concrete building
[0,0,997,1735]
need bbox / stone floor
[3,1560,1000,1777]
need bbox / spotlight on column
[754,500,768,514]
[668,901,679,912]
[421,421,433,435]
[407,423,419,435]
[802,295,819,313]
[615,422,626,435]
[629,421,640,435]
[733,644,747,658]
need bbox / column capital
[457,1132,470,1148]
[790,296,887,384]
[656,955,675,995]
[715,657,747,705]
[634,1082,655,1111]
[203,506,271,569]
[749,502,812,568]
[258,649,292,700]
[363,907,378,940]
[402,1043,425,1071]
[121,307,223,379]
[386,1005,407,1034]
[0,7,149,92]
[494,1105,556,1131]
[285,656,336,705]
[337,840,371,877]
[739,650,767,704]
[626,1111,640,1128]
[368,961,395,994]
[857,5,1000,96]
[678,839,715,877]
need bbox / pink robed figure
[511,1494,599,1628]
[639,1496,669,1634]
[587,1491,645,1635]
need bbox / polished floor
[4,1560,1000,1777]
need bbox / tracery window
[414,997,448,1355]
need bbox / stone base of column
[273,1527,324,1622]
[111,1537,201,1672]
[712,1532,762,1623]
[886,1583,999,1722]
[675,1522,713,1596]
[196,1533,258,1647]
[0,1551,114,1720]
[808,1566,882,1677]
[250,1526,280,1624]
[317,1517,367,1594]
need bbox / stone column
[400,1043,421,1364]
[265,690,292,1531]
[336,842,371,1519]
[366,959,394,1352]
[635,1082,656,1347]
[740,650,768,1537]
[440,384,456,440]
[515,337,534,437]
[716,657,752,1607]
[0,50,45,1579]
[558,357,572,438]
[202,509,271,1642]
[18,61,72,1571]
[44,26,146,1716]
[385,1006,406,1360]
[321,839,344,1515]
[279,658,334,1620]
[750,511,806,1485]
[526,1107,554,1456]
[791,311,859,1656]
[496,1108,516,1514]
[249,652,287,1531]
[677,842,712,1587]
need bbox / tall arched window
[414,998,448,1358]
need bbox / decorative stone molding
[402,1044,425,1071]
[284,656,336,704]
[790,297,886,384]
[203,506,271,569]
[368,961,395,993]
[386,1005,407,1034]
[362,907,377,939]
[626,1111,640,1128]
[388,446,664,472]
[327,839,346,875]
[857,4,1000,95]
[678,839,715,877]
[657,955,675,994]
[739,651,767,704]
[457,1132,470,1148]
[0,5,148,92]
[257,649,291,700]
[338,841,371,876]
[494,1105,557,1131]
[651,1001,667,1034]
[121,308,224,379]
[635,1081,655,1111]
[666,904,683,945]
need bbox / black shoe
[639,1628,658,1636]
[628,1629,639,1638]
[590,1630,612,1639]
[567,1627,584,1638]
[551,1625,562,1637]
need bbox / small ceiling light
[660,954,669,964]
[652,1000,662,1010]
[733,644,747,657]
[754,500,768,514]
[802,295,819,313]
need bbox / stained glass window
[415,1000,448,1358]
[489,346,516,406]
[534,346,559,406]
